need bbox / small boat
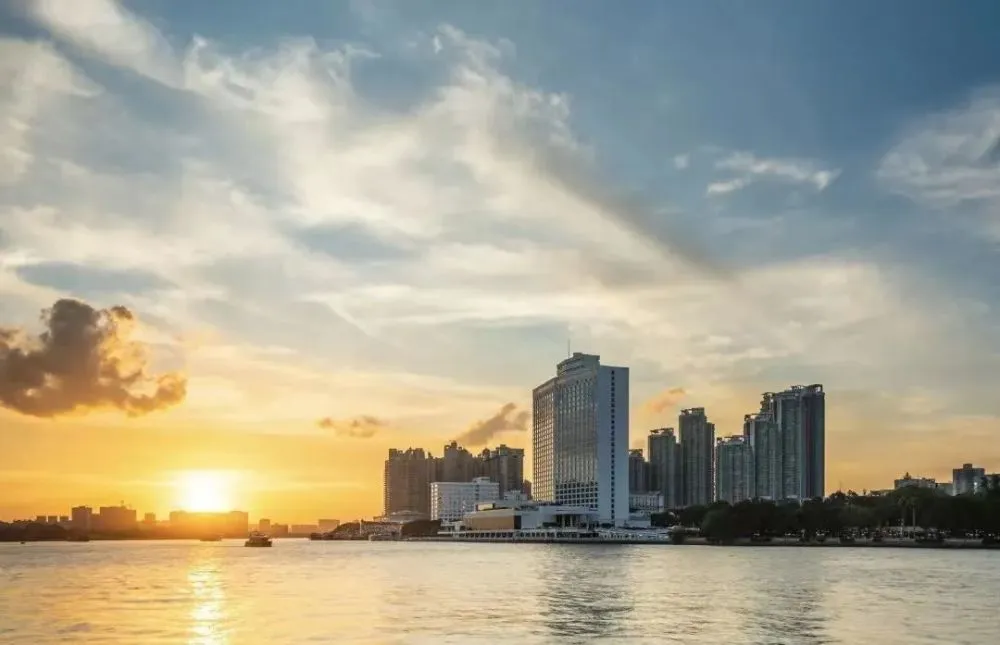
[199,536,222,542]
[244,532,273,547]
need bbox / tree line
[651,477,1000,543]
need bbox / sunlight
[175,470,235,513]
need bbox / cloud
[673,154,690,170]
[28,0,181,86]
[878,88,1000,230]
[707,151,840,196]
[317,414,386,438]
[643,386,687,415]
[0,299,187,417]
[453,402,529,446]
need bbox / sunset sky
[3,1,1000,523]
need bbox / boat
[244,532,273,547]
[199,536,222,542]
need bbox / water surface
[1,541,997,644]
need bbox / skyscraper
[679,408,715,506]
[648,427,681,509]
[532,352,629,526]
[383,448,436,517]
[480,444,525,497]
[761,385,825,500]
[628,449,648,494]
[715,435,754,504]
[744,411,780,500]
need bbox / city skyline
[3,1,1000,523]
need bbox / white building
[629,492,664,513]
[460,501,599,532]
[533,352,629,527]
[430,478,500,522]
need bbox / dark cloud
[317,414,386,438]
[643,387,687,415]
[0,299,186,418]
[495,129,732,280]
[454,402,529,446]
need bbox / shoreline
[405,536,1000,549]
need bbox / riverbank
[406,536,1000,549]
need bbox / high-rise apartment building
[532,352,629,526]
[383,448,436,517]
[479,444,525,497]
[744,412,780,500]
[628,449,648,494]
[953,463,986,495]
[648,427,681,509]
[439,441,477,482]
[761,384,825,500]
[715,435,754,504]
[679,408,715,506]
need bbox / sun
[175,470,234,513]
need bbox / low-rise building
[460,501,598,532]
[430,478,500,522]
[894,473,937,490]
[629,492,664,513]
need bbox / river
[1,540,997,644]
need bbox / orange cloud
[454,402,530,446]
[642,386,687,415]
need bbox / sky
[2,0,1000,523]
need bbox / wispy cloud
[317,415,386,438]
[707,151,840,196]
[878,88,1000,235]
[642,387,687,415]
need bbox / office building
[761,384,825,500]
[648,428,681,509]
[258,519,272,533]
[894,473,937,490]
[744,412,780,500]
[953,463,986,495]
[533,352,629,526]
[383,448,437,517]
[71,506,93,531]
[629,492,664,513]
[431,478,501,522]
[479,445,526,497]
[628,449,648,494]
[679,408,715,506]
[716,435,754,504]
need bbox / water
[1,541,998,644]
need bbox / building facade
[383,448,436,517]
[532,352,629,526]
[744,412,780,500]
[715,436,754,504]
[71,506,93,532]
[628,449,648,494]
[760,384,825,500]
[679,408,715,507]
[894,473,938,490]
[431,478,501,522]
[953,463,986,495]
[479,445,526,497]
[647,427,681,509]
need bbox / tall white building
[761,385,825,500]
[430,478,500,522]
[715,436,754,504]
[532,353,629,527]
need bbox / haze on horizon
[2,0,1000,523]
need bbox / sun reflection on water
[187,558,228,644]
